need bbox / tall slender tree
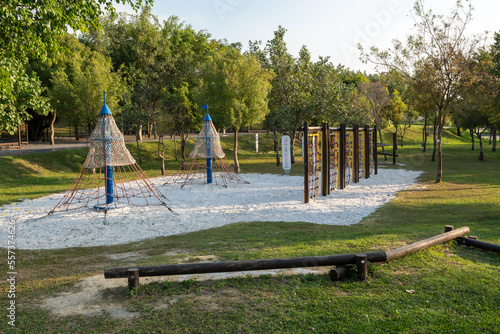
[201,45,273,173]
[362,0,484,182]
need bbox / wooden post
[329,266,350,281]
[339,124,346,189]
[321,123,329,196]
[393,132,397,165]
[356,254,368,281]
[353,125,359,183]
[364,125,370,179]
[303,122,309,203]
[128,268,139,290]
[17,126,22,149]
[373,126,378,175]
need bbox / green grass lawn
[0,128,499,333]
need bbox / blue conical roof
[204,111,212,122]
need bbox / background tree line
[2,1,499,178]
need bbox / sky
[114,0,500,73]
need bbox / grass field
[0,126,499,333]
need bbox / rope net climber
[83,115,136,168]
[189,121,225,159]
[165,111,248,188]
[49,94,171,214]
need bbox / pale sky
[115,0,500,73]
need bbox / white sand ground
[0,169,422,250]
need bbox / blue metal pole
[100,91,114,205]
[202,105,213,184]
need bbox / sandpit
[0,169,422,250]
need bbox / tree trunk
[470,127,474,150]
[158,136,165,175]
[274,130,280,166]
[74,121,79,141]
[49,112,56,145]
[180,132,187,169]
[290,129,297,164]
[431,128,437,162]
[233,129,240,173]
[422,115,428,152]
[478,132,484,161]
[436,127,443,183]
[492,129,497,152]
[136,138,142,165]
[173,135,178,160]
[136,124,143,141]
[456,126,461,137]
[378,127,387,160]
[431,117,438,162]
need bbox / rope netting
[345,131,353,185]
[329,131,339,192]
[165,118,248,187]
[49,111,170,214]
[165,157,248,188]
[84,115,136,168]
[189,121,225,159]
[358,131,365,180]
[307,133,320,199]
[369,132,376,175]
[49,163,170,214]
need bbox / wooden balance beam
[105,226,470,289]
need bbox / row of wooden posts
[301,123,378,203]
[301,122,400,203]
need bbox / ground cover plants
[0,128,499,333]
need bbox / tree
[0,0,150,136]
[357,81,390,154]
[201,45,273,173]
[485,32,500,151]
[161,16,212,166]
[82,7,169,140]
[362,0,483,182]
[261,27,299,162]
[0,58,50,135]
[382,89,408,146]
[50,35,125,139]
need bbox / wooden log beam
[105,226,471,288]
[385,226,470,261]
[457,236,500,253]
[105,252,387,279]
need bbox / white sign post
[282,135,291,175]
[255,133,259,153]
